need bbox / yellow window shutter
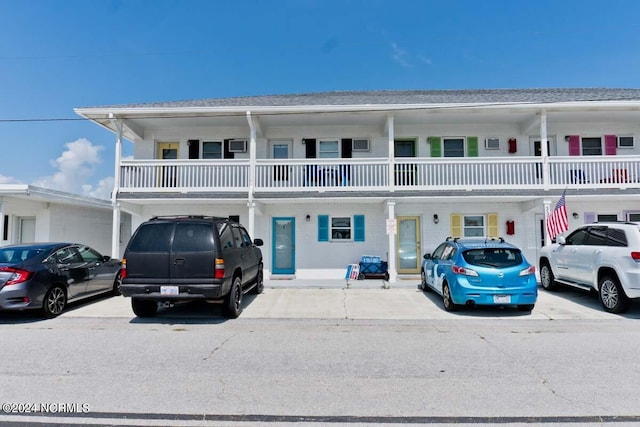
[450,214,462,238]
[487,213,499,238]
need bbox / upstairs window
[581,137,602,156]
[443,137,465,157]
[202,141,222,159]
[318,140,339,158]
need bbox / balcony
[118,156,640,195]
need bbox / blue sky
[1,0,640,199]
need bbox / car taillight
[519,266,536,276]
[120,259,127,279]
[0,267,33,286]
[214,258,225,279]
[452,265,479,277]
[631,252,640,261]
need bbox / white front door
[19,217,35,243]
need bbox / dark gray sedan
[0,242,122,317]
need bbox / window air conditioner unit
[352,139,370,151]
[228,139,247,153]
[485,137,500,150]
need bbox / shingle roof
[85,88,640,109]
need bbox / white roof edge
[74,100,640,117]
[0,184,111,209]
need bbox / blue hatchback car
[421,237,537,312]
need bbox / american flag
[546,189,569,241]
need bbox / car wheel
[540,262,557,291]
[43,285,66,318]
[131,298,158,317]
[357,273,365,280]
[517,304,535,312]
[442,283,458,312]
[598,275,630,314]
[112,272,122,296]
[250,265,264,295]
[420,269,431,292]
[223,277,243,318]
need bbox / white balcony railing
[118,156,640,194]
[119,159,249,192]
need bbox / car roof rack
[149,215,230,221]
[485,237,505,243]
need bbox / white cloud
[0,174,22,184]
[33,138,112,199]
[391,42,411,68]
[84,176,114,200]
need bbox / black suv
[120,216,264,318]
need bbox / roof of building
[80,88,640,110]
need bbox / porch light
[573,212,579,219]
[306,214,311,222]
[433,214,439,224]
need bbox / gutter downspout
[246,111,257,238]
[109,114,123,259]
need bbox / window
[127,223,173,252]
[607,228,627,247]
[597,214,618,222]
[331,216,351,240]
[585,227,607,246]
[219,225,235,249]
[463,215,485,237]
[319,140,339,158]
[173,223,214,252]
[485,137,500,150]
[431,243,448,260]
[443,137,465,157]
[581,137,602,156]
[77,246,102,262]
[238,227,253,247]
[565,228,589,245]
[202,141,222,159]
[618,136,634,148]
[352,139,370,151]
[54,247,82,264]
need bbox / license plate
[160,286,179,296]
[493,295,511,304]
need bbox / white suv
[539,222,640,313]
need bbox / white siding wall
[48,205,113,255]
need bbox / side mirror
[423,253,432,260]
[556,236,566,245]
[254,238,264,247]
[102,255,111,262]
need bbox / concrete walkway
[59,278,640,321]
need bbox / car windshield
[0,247,47,263]
[462,248,523,268]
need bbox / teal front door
[272,217,295,275]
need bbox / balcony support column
[386,199,397,283]
[543,199,552,246]
[246,111,258,237]
[540,109,550,190]
[386,115,395,191]
[109,115,123,259]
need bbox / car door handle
[174,258,185,265]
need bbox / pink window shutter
[604,135,617,155]
[568,135,581,156]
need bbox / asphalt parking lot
[56,278,640,321]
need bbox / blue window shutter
[318,215,329,242]
[354,215,365,242]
